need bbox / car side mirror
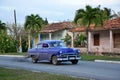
[42,43,49,48]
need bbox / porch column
[49,33,52,40]
[110,30,113,52]
[71,32,74,48]
[88,31,91,52]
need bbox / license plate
[69,57,75,60]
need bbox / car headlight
[78,50,80,53]
[59,51,63,54]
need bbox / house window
[94,34,100,46]
[114,33,120,48]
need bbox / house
[88,17,120,54]
[33,22,73,47]
[69,17,120,54]
[68,27,87,52]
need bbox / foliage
[0,34,17,53]
[0,20,6,30]
[0,20,7,33]
[62,33,71,46]
[44,18,49,25]
[74,34,86,47]
[7,23,28,52]
[24,14,47,36]
[0,20,17,53]
[24,14,48,49]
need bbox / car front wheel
[52,56,59,65]
[71,60,78,64]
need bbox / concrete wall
[89,29,120,53]
[90,30,110,53]
[51,30,67,40]
[39,30,66,41]
[112,29,120,53]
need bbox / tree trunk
[28,34,31,49]
[86,21,90,54]
[19,35,22,53]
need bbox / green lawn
[0,67,85,80]
[0,52,27,55]
[81,54,120,61]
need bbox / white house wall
[39,30,67,41]
[51,30,66,40]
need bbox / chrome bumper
[57,56,81,61]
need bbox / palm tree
[24,14,43,49]
[74,5,104,54]
[103,7,112,19]
[96,6,112,26]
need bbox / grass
[81,54,120,61]
[0,52,27,56]
[0,67,85,80]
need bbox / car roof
[37,40,62,45]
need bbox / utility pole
[14,10,22,53]
[14,10,17,27]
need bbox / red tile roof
[69,17,120,32]
[69,27,86,32]
[41,22,73,33]
[104,17,120,29]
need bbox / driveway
[0,55,120,80]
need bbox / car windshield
[49,41,66,47]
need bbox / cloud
[0,0,120,24]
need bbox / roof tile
[41,22,73,33]
[69,17,120,32]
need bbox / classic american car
[28,40,80,65]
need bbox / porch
[88,29,120,54]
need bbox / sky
[0,0,120,24]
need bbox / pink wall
[89,29,120,53]
[90,30,110,53]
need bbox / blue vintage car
[28,40,80,65]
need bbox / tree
[112,10,120,18]
[74,34,86,47]
[103,7,112,19]
[95,6,112,26]
[0,20,7,33]
[0,33,17,53]
[62,33,71,46]
[74,5,108,54]
[24,14,44,49]
[7,23,24,52]
[44,18,49,25]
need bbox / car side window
[42,43,49,48]
[37,43,42,48]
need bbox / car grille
[60,54,77,57]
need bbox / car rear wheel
[31,55,38,63]
[71,60,78,64]
[52,56,58,65]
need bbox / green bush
[0,34,17,53]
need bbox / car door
[40,43,49,60]
[37,43,43,60]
